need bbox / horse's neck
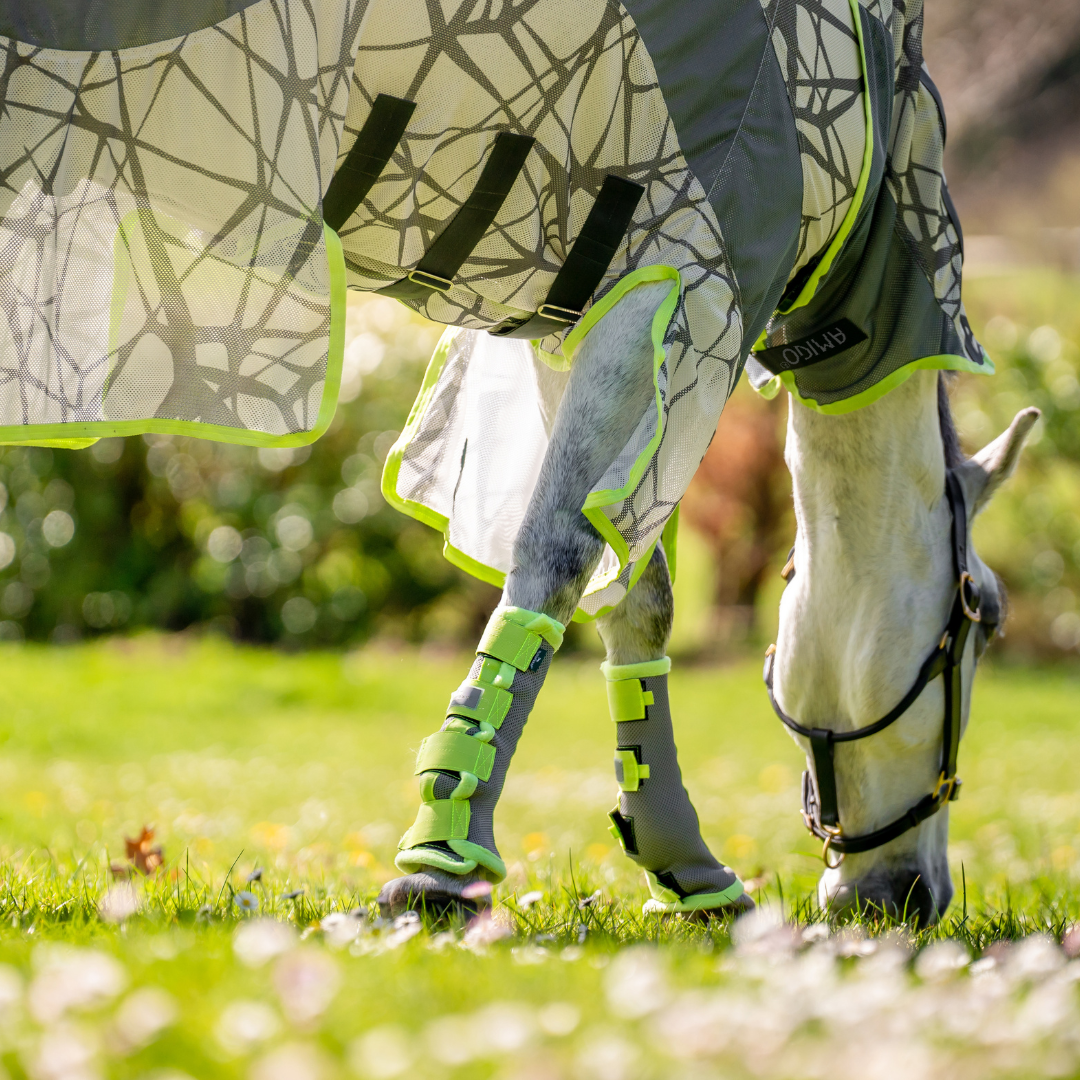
[777,370,954,726]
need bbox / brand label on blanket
[753,318,868,374]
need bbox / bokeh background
[0,3,1077,664]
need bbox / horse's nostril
[829,868,945,927]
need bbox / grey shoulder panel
[619,0,802,360]
[0,0,264,50]
[707,18,802,358]
[618,0,769,200]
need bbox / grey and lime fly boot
[603,657,751,917]
[377,606,564,919]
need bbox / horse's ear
[957,407,1041,516]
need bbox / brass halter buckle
[932,772,962,803]
[959,571,982,623]
[821,825,845,869]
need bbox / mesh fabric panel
[0,0,362,443]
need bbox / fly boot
[604,657,752,916]
[377,605,564,918]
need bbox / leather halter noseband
[764,470,996,867]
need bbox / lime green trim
[642,876,746,914]
[399,799,471,848]
[394,837,507,883]
[0,438,99,449]
[764,351,995,415]
[0,223,345,448]
[536,344,573,372]
[601,657,671,681]
[579,268,680,579]
[774,0,874,317]
[661,505,679,583]
[379,327,515,592]
[394,844,478,878]
[381,327,459,528]
[754,372,783,401]
[605,678,655,723]
[447,680,513,730]
[415,731,495,782]
[443,541,507,588]
[614,749,650,792]
[448,839,506,883]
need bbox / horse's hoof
[377,870,489,920]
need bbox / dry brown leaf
[124,825,164,876]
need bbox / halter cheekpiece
[765,470,994,867]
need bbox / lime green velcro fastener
[446,679,513,729]
[642,875,746,915]
[415,731,495,782]
[398,799,471,849]
[478,607,565,671]
[606,678,654,722]
[614,749,650,792]
[476,656,517,690]
[600,656,671,681]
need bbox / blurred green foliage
[0,297,497,646]
[1,273,1078,658]
[955,270,1080,659]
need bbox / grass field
[0,636,1076,1078]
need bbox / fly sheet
[0,0,989,615]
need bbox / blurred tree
[0,297,498,647]
[680,387,792,646]
[953,272,1080,661]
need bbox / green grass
[0,637,1077,1078]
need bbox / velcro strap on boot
[614,749,650,792]
[606,679,654,722]
[476,656,517,689]
[600,657,669,721]
[446,680,513,729]
[478,607,565,672]
[415,731,495,782]
[398,799,471,849]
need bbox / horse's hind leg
[596,544,752,915]
[378,281,672,918]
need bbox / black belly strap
[379,131,535,301]
[491,174,645,340]
[322,97,644,329]
[323,94,416,233]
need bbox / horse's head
[774,371,1038,925]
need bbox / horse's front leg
[377,281,674,917]
[596,545,751,915]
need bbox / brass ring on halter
[959,571,982,622]
[822,827,845,869]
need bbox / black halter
[764,470,994,866]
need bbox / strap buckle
[821,825,845,869]
[536,302,582,324]
[959,571,982,622]
[407,268,453,293]
[932,772,961,803]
